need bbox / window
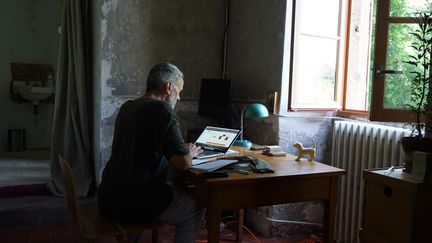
[343,0,374,113]
[284,0,429,122]
[370,0,430,122]
[289,0,350,110]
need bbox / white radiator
[331,120,410,243]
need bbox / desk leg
[207,203,222,243]
[235,209,244,242]
[323,176,339,243]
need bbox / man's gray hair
[146,62,184,92]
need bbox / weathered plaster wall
[101,0,224,98]
[0,0,62,150]
[227,0,286,101]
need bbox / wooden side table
[361,168,432,243]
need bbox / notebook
[194,126,241,159]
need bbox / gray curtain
[48,0,93,196]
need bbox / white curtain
[48,0,93,197]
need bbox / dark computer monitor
[198,78,232,123]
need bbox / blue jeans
[158,185,205,243]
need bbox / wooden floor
[0,222,311,243]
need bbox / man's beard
[167,88,177,108]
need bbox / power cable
[222,0,230,80]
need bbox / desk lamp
[234,103,269,148]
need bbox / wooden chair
[58,155,163,243]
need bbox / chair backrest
[58,154,81,226]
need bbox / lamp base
[234,139,252,148]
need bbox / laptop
[194,126,241,159]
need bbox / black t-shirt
[97,98,189,221]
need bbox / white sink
[18,86,54,105]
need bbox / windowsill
[337,110,370,119]
[275,110,408,130]
[276,107,371,120]
[276,110,337,118]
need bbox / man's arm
[169,143,202,171]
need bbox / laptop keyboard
[196,150,223,159]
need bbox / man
[97,62,204,243]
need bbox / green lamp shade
[234,103,269,148]
[244,103,269,118]
[234,139,253,148]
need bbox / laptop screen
[194,126,241,152]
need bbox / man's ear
[164,82,173,94]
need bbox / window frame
[338,0,371,117]
[287,0,349,111]
[369,0,419,122]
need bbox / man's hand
[170,143,204,171]
[188,143,203,158]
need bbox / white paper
[192,158,217,166]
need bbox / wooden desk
[185,146,345,243]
